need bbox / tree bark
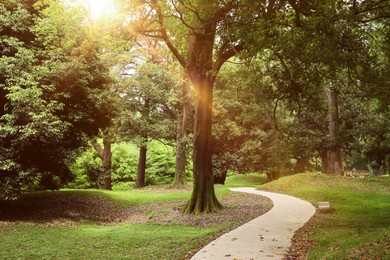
[172,85,189,189]
[322,85,343,175]
[213,167,228,185]
[92,130,112,190]
[267,171,280,182]
[294,156,309,173]
[135,135,148,188]
[153,3,243,213]
[182,29,222,214]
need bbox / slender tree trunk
[322,85,343,175]
[172,88,189,189]
[135,135,148,188]
[92,130,112,190]
[102,137,112,189]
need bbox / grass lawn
[261,172,390,259]
[0,222,217,260]
[2,173,388,259]
[0,174,267,259]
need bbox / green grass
[261,173,390,259]
[0,223,217,259]
[59,188,193,207]
[5,173,386,259]
[224,173,267,188]
[0,174,267,259]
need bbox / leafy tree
[244,0,390,175]
[119,60,177,188]
[125,0,295,214]
[213,58,294,182]
[0,0,114,198]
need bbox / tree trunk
[92,130,112,190]
[322,85,343,175]
[101,137,112,190]
[135,135,148,188]
[213,167,228,185]
[294,156,309,173]
[172,84,189,189]
[267,171,280,182]
[182,29,222,214]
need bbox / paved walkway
[191,188,316,260]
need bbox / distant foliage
[69,141,192,188]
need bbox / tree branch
[153,1,187,68]
[170,0,201,30]
[177,0,206,23]
[92,140,104,159]
[213,44,244,73]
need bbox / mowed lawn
[1,173,388,259]
[261,172,390,259]
[0,222,220,260]
[0,174,267,260]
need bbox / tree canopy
[0,0,114,198]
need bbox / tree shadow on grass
[0,193,134,224]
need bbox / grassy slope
[0,174,267,260]
[261,172,390,259]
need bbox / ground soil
[0,191,273,228]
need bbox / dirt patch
[128,192,273,227]
[0,193,134,226]
[0,191,273,228]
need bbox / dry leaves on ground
[0,191,273,228]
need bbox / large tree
[126,0,289,214]
[241,0,390,175]
[0,0,114,198]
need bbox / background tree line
[0,0,389,214]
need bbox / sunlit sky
[85,0,119,19]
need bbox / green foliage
[0,0,115,198]
[69,140,191,188]
[213,60,294,178]
[68,148,103,189]
[111,142,139,183]
[119,62,178,141]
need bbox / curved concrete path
[191,188,316,260]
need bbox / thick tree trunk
[172,84,189,189]
[294,156,309,173]
[135,135,148,188]
[183,79,221,214]
[267,171,280,182]
[92,130,112,190]
[322,150,343,174]
[322,85,343,175]
[182,29,222,214]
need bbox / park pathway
[191,188,316,260]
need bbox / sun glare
[85,0,119,19]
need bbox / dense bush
[69,140,192,188]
